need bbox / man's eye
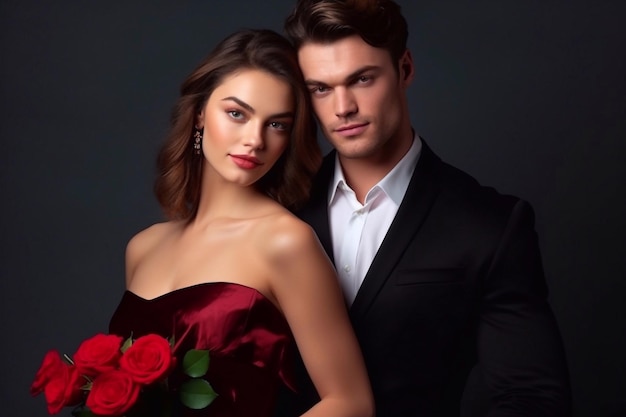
[311,86,328,94]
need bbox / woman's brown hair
[154,29,321,221]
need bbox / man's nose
[334,87,358,118]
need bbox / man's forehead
[297,36,391,81]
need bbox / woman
[109,29,374,417]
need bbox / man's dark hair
[284,0,409,65]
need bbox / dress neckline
[125,281,283,315]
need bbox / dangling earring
[193,127,202,155]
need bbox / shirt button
[343,265,351,272]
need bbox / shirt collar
[328,133,422,206]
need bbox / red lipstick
[230,154,263,169]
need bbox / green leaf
[179,379,218,410]
[121,335,133,353]
[182,349,210,377]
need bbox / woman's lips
[230,154,263,169]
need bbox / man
[282,0,572,416]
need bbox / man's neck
[338,130,414,204]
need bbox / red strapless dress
[109,282,296,417]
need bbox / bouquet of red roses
[31,333,217,416]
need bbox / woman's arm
[269,217,374,417]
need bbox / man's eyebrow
[221,96,254,113]
[305,65,381,86]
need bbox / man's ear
[399,49,415,85]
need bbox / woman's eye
[269,121,290,131]
[228,110,244,119]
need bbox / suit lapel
[299,151,336,263]
[349,141,442,319]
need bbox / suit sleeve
[478,199,572,417]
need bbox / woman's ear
[195,110,205,129]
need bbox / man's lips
[334,123,369,137]
[230,154,263,169]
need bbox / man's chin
[334,143,380,160]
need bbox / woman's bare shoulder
[257,210,319,256]
[252,211,334,288]
[126,221,180,264]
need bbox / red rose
[44,364,84,414]
[31,350,64,396]
[73,333,123,376]
[31,350,84,414]
[86,370,140,416]
[119,334,176,385]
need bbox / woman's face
[197,68,294,188]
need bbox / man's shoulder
[300,145,532,223]
[438,157,519,203]
[432,155,532,228]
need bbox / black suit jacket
[289,140,571,417]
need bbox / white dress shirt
[328,134,422,304]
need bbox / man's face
[297,35,413,162]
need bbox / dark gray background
[2,1,624,416]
